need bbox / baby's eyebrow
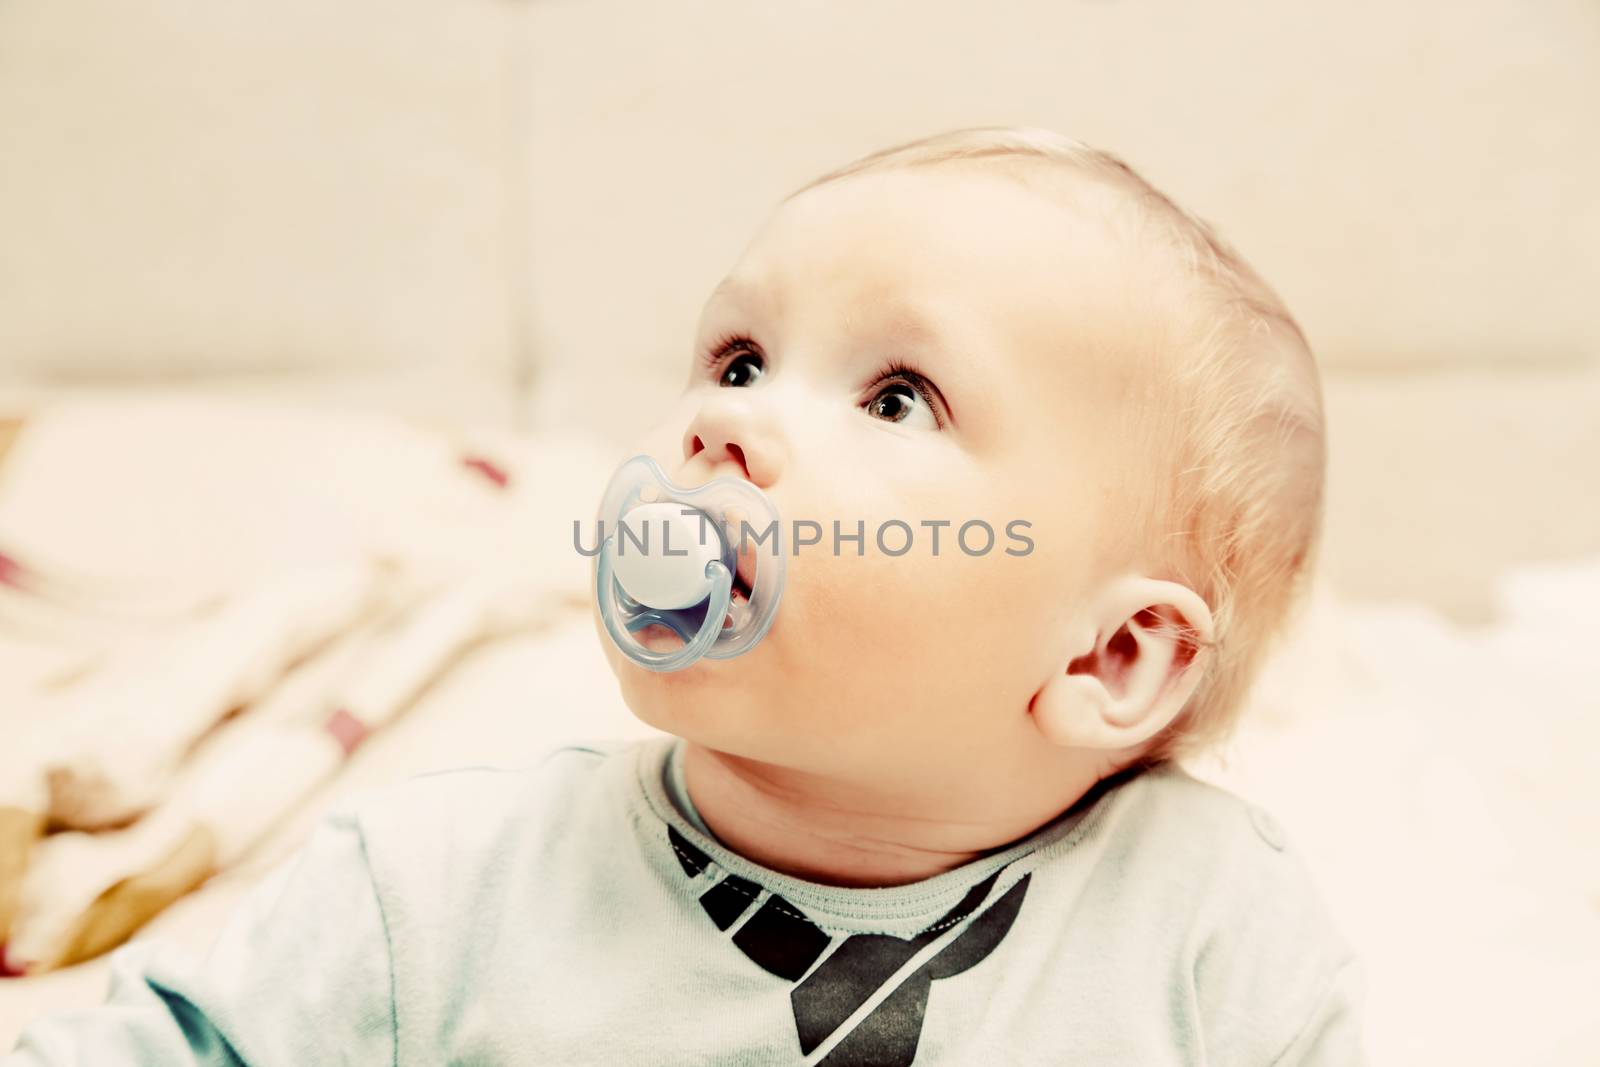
[704,275,791,330]
[709,275,967,381]
[711,275,950,348]
[708,275,761,310]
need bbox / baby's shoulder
[1108,762,1344,932]
[340,740,635,901]
[1094,764,1361,1059]
[1111,762,1306,868]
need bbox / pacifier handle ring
[596,534,732,672]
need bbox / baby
[4,127,1363,1065]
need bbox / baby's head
[602,127,1324,821]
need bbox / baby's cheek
[794,543,1041,701]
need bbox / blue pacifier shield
[594,455,785,672]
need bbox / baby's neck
[678,740,1106,888]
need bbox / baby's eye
[718,351,764,388]
[864,380,939,430]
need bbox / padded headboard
[0,1,523,383]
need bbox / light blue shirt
[4,736,1365,1065]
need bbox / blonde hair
[790,127,1327,763]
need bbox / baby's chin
[599,626,789,739]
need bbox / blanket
[0,400,613,973]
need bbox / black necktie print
[668,825,1031,1065]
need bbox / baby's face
[604,165,1164,793]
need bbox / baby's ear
[1030,576,1214,752]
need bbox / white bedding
[1,391,1595,1064]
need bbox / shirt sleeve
[1271,957,1368,1066]
[3,805,397,1066]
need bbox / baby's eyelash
[870,358,949,430]
[699,332,758,374]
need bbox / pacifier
[594,455,785,672]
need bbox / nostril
[689,435,705,457]
[727,443,748,476]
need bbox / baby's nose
[681,393,787,489]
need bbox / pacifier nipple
[610,503,722,611]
